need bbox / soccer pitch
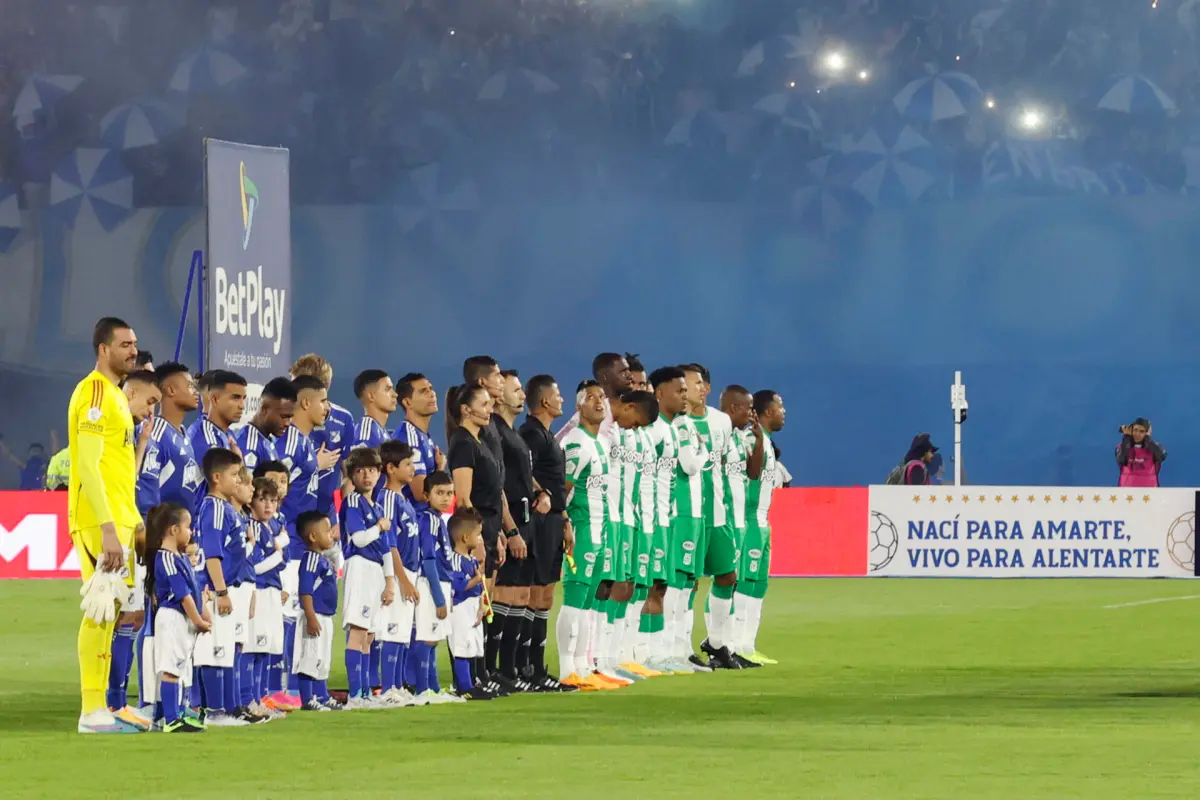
[2,579,1199,799]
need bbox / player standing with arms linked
[69,317,152,734]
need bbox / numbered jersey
[562,427,611,541]
[724,428,750,529]
[688,407,732,527]
[747,430,779,527]
[645,416,679,529]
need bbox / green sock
[606,599,618,624]
[639,612,653,633]
[615,600,628,622]
[634,586,649,602]
[650,613,664,634]
[711,582,734,600]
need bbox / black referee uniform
[494,413,535,588]
[519,414,566,586]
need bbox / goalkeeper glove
[79,572,123,625]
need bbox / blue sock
[316,679,330,702]
[369,640,382,689]
[223,661,238,712]
[428,644,440,692]
[154,700,164,722]
[200,667,224,712]
[405,631,418,687]
[268,654,283,694]
[106,624,136,709]
[253,654,265,700]
[395,643,409,692]
[452,657,473,692]
[298,675,315,705]
[190,669,202,708]
[135,623,147,705]
[345,649,364,699]
[381,642,401,691]
[238,650,255,707]
[162,682,181,724]
[282,619,297,694]
[412,643,432,695]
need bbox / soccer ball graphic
[1166,512,1195,572]
[869,511,899,571]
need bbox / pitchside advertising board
[204,139,292,423]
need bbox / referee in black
[519,374,574,691]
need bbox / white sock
[663,588,681,661]
[683,591,696,657]
[598,616,615,672]
[555,606,580,679]
[748,597,763,652]
[733,592,752,653]
[574,608,594,676]
[709,593,732,650]
[633,614,649,664]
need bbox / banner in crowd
[205,139,292,419]
[869,485,1196,578]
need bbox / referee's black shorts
[496,521,535,587]
[528,513,565,586]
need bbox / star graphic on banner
[929,496,938,503]
[945,495,954,503]
[995,495,1003,503]
[1093,495,1102,503]
[1011,495,1019,503]
[1060,495,1068,503]
[1125,495,1134,503]
[1043,495,1052,503]
[962,495,970,503]
[912,495,921,503]
[1143,495,1151,503]
[1027,495,1035,503]
[1109,495,1118,503]
[1076,495,1084,503]
[978,495,987,503]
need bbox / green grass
[2,579,1199,798]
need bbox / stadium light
[857,70,870,82]
[822,51,847,74]
[985,96,996,109]
[1017,107,1044,131]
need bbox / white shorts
[245,587,284,654]
[281,561,301,619]
[153,607,197,679]
[140,633,157,703]
[229,582,254,645]
[342,556,385,631]
[414,577,452,642]
[376,568,417,643]
[448,596,484,658]
[293,614,333,680]
[193,597,235,668]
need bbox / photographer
[1115,418,1166,488]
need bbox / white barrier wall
[869,486,1196,578]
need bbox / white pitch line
[1104,594,1200,610]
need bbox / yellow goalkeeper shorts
[71,525,136,586]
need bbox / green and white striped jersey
[562,426,611,544]
[724,427,750,529]
[614,425,643,527]
[746,430,778,527]
[671,413,705,520]
[635,427,657,534]
[688,406,732,527]
[645,415,679,528]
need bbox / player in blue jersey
[236,377,296,471]
[409,472,459,704]
[338,447,399,709]
[351,369,396,453]
[188,370,247,498]
[252,459,301,711]
[289,354,354,526]
[244,476,286,718]
[294,510,341,711]
[137,363,202,514]
[375,440,423,705]
[142,502,210,733]
[193,447,259,726]
[394,372,445,503]
[447,508,490,700]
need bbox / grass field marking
[1103,594,1200,610]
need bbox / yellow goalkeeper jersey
[67,370,140,531]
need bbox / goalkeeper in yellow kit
[69,317,151,734]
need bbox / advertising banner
[0,492,79,579]
[869,486,1196,578]
[205,139,291,421]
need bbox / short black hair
[93,317,131,354]
[202,447,243,482]
[449,507,483,541]
[296,510,329,544]
[262,377,298,402]
[209,370,248,391]
[345,447,382,475]
[526,374,557,410]
[500,369,519,380]
[292,375,327,393]
[135,351,154,368]
[395,372,426,405]
[124,370,157,388]
[625,353,645,373]
[619,389,658,421]
[154,361,191,388]
[463,356,498,385]
[592,353,624,379]
[576,378,600,393]
[253,459,289,480]
[425,470,452,493]
[678,363,704,380]
[752,389,779,416]
[649,366,685,389]
[353,369,390,399]
[724,384,751,398]
[196,371,215,393]
[380,439,414,467]
[693,363,711,384]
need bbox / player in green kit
[640,367,691,674]
[704,385,765,669]
[668,367,711,671]
[735,390,786,665]
[606,390,660,680]
[555,382,622,692]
